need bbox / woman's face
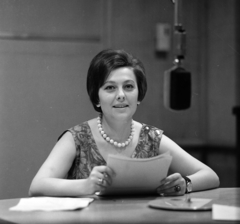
[98,67,139,121]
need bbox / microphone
[164,58,191,110]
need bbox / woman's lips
[113,104,128,108]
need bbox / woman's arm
[158,135,220,195]
[29,132,114,197]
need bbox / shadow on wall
[183,146,237,187]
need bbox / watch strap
[183,176,192,193]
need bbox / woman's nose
[116,88,125,101]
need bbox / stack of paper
[9,197,94,212]
[99,152,172,195]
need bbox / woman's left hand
[157,173,186,196]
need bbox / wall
[207,0,237,145]
[0,0,106,199]
[0,0,237,199]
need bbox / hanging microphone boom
[164,0,191,111]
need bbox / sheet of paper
[9,197,94,212]
[149,198,213,211]
[100,152,172,195]
[212,204,240,221]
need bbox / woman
[29,49,220,197]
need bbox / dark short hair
[87,49,147,112]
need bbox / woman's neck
[101,115,133,142]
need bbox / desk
[0,188,239,224]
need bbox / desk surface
[0,188,239,224]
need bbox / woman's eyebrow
[104,79,135,84]
[104,80,115,84]
[102,80,115,86]
[124,80,135,83]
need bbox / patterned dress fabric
[61,122,163,179]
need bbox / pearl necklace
[97,115,134,148]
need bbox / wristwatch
[183,176,192,194]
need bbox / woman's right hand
[85,165,115,194]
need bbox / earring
[137,102,140,105]
[96,104,100,107]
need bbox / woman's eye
[105,86,115,91]
[124,84,134,90]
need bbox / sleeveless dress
[62,122,163,179]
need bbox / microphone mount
[173,0,186,60]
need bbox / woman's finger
[93,166,115,179]
[160,173,181,186]
[158,183,184,195]
[92,166,115,187]
[96,173,112,186]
